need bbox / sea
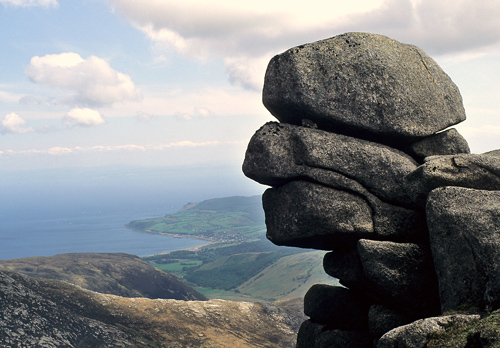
[0,165,264,260]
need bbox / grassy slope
[236,251,339,301]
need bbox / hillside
[0,270,302,348]
[0,253,206,301]
[127,195,266,242]
[236,251,339,301]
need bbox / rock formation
[243,32,499,347]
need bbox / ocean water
[0,165,264,260]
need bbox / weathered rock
[263,181,373,249]
[323,247,365,289]
[357,239,440,316]
[408,154,500,203]
[377,314,480,348]
[263,32,466,144]
[304,284,369,330]
[427,186,500,312]
[408,128,470,162]
[243,122,424,207]
[297,320,372,348]
[368,304,414,338]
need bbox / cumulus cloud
[63,108,105,127]
[108,0,500,90]
[25,52,141,107]
[0,0,57,7]
[1,113,34,134]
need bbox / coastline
[126,226,215,257]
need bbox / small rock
[408,128,470,162]
[297,320,372,348]
[304,284,369,330]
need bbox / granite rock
[357,239,440,316]
[427,186,500,312]
[297,320,372,348]
[408,128,470,162]
[304,284,369,330]
[377,314,480,348]
[263,181,373,249]
[263,32,466,144]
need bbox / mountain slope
[236,251,339,301]
[0,252,206,300]
[0,270,301,348]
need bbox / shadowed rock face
[263,32,466,145]
[427,187,500,312]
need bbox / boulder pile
[243,32,500,347]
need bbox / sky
[1,0,500,174]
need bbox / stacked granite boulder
[243,32,500,347]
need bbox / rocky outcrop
[0,270,302,347]
[243,32,500,347]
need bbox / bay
[0,165,264,260]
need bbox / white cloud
[0,141,239,157]
[63,108,105,127]
[1,113,34,134]
[25,52,141,107]
[0,90,21,103]
[0,0,57,7]
[108,0,500,90]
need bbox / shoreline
[128,227,216,257]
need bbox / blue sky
[1,0,500,173]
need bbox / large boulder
[377,314,480,348]
[263,181,373,249]
[243,122,423,207]
[427,186,500,312]
[263,32,466,145]
[357,240,440,316]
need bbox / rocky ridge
[0,252,207,300]
[243,32,500,347]
[0,269,303,347]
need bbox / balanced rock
[357,239,440,316]
[427,186,500,312]
[263,32,466,144]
